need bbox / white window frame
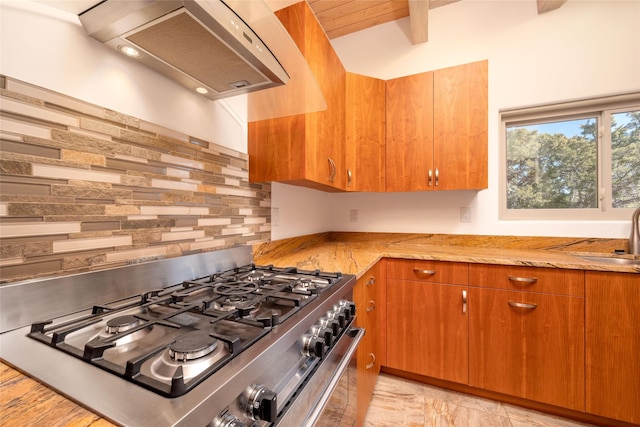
[499,93,640,221]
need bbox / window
[500,94,640,220]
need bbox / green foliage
[506,111,640,210]
[611,111,640,208]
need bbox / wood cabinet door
[355,261,383,427]
[386,279,468,383]
[433,60,488,190]
[586,272,640,424]
[469,288,585,411]
[346,72,386,192]
[248,1,346,191]
[385,71,434,192]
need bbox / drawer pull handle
[462,290,467,314]
[366,300,376,312]
[508,275,538,285]
[366,276,376,286]
[366,353,376,369]
[508,301,538,310]
[413,268,436,276]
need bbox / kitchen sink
[577,255,640,266]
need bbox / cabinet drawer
[469,264,584,296]
[469,288,585,411]
[387,259,468,285]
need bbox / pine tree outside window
[500,94,640,220]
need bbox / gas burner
[169,330,218,361]
[145,330,229,384]
[246,271,264,282]
[105,315,140,334]
[292,278,314,293]
[213,297,260,314]
[213,281,258,296]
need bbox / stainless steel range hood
[78,0,326,119]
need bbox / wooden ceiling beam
[537,0,567,14]
[408,0,429,44]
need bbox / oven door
[276,326,364,427]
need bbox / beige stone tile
[198,218,232,226]
[425,400,512,427]
[421,384,509,418]
[140,206,191,216]
[189,238,226,251]
[504,404,595,427]
[0,116,51,139]
[52,235,132,253]
[5,78,105,118]
[32,163,120,184]
[365,375,593,427]
[0,222,81,238]
[364,386,425,427]
[160,229,205,242]
[150,178,198,192]
[105,246,167,263]
[159,153,204,170]
[1,97,79,127]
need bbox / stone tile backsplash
[0,76,270,283]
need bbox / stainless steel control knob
[244,384,278,422]
[210,413,248,427]
[301,333,326,358]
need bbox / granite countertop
[252,232,640,277]
[2,232,638,426]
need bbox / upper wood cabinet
[248,1,346,191]
[386,60,488,192]
[345,72,386,192]
[586,271,640,424]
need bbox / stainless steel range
[0,246,362,427]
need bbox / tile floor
[363,373,595,427]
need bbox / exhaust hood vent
[78,0,289,100]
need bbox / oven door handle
[302,327,365,427]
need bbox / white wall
[0,1,246,152]
[272,0,640,240]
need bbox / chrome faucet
[631,207,640,255]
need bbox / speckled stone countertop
[252,232,640,276]
[2,232,638,426]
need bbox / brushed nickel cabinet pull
[428,169,433,186]
[413,268,436,276]
[508,301,538,310]
[366,300,376,312]
[366,276,375,286]
[327,158,336,183]
[347,168,352,187]
[435,168,439,187]
[366,353,376,369]
[462,290,467,314]
[508,275,538,285]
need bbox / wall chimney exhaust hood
[78,0,326,121]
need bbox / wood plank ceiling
[308,0,567,44]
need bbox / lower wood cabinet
[377,259,638,425]
[385,260,469,384]
[355,260,384,426]
[586,271,640,424]
[468,288,585,411]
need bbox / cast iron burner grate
[26,264,342,397]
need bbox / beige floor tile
[364,374,595,427]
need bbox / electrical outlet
[460,207,471,223]
[349,209,358,223]
[272,207,279,227]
